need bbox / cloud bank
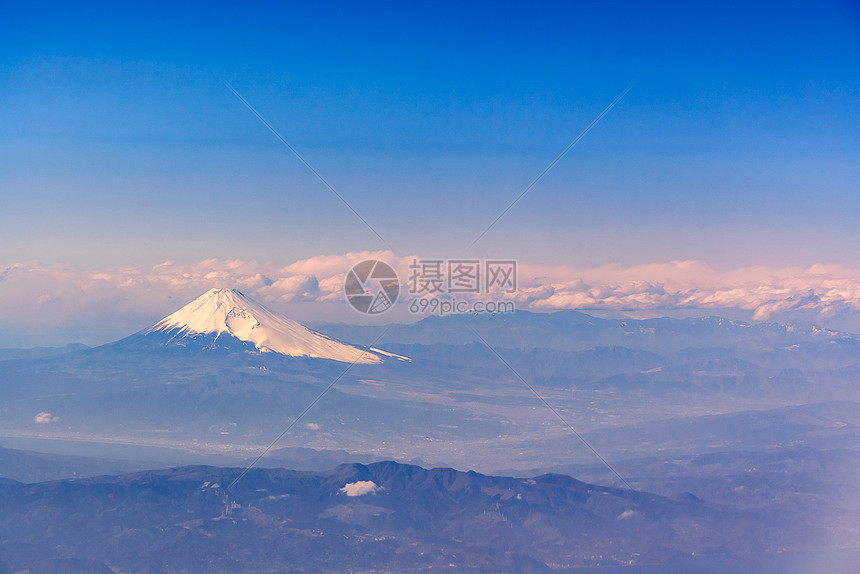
[3,253,860,345]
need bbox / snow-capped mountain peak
[144,288,383,364]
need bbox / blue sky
[2,0,859,270]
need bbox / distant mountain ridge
[0,343,88,362]
[311,309,853,352]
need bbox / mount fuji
[141,288,387,364]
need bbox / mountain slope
[143,288,383,364]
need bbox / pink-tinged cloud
[3,256,860,343]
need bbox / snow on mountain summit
[144,288,383,364]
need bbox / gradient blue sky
[2,0,859,271]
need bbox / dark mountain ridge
[0,460,788,573]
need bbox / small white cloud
[618,509,637,520]
[305,422,321,431]
[263,493,291,501]
[34,412,59,424]
[339,480,380,497]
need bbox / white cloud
[518,260,860,321]
[34,412,59,424]
[339,480,381,497]
[305,422,321,431]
